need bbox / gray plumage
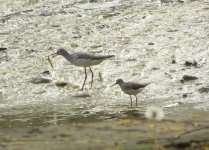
[111,79,150,107]
[51,48,114,90]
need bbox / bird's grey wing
[128,82,149,90]
[74,53,114,60]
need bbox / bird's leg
[81,67,87,90]
[130,95,132,108]
[135,96,138,107]
[89,67,94,89]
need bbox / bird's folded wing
[129,82,149,90]
[76,53,114,60]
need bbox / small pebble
[28,127,42,134]
[182,75,198,81]
[198,87,209,93]
[73,94,91,98]
[148,42,155,45]
[183,94,187,98]
[30,78,51,84]
[41,70,50,75]
[55,82,68,87]
[184,61,193,66]
[0,47,7,51]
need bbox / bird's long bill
[111,83,117,87]
[47,56,54,68]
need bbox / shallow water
[0,0,209,127]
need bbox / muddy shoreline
[1,112,209,150]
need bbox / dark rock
[41,70,50,75]
[168,29,178,32]
[182,75,198,81]
[73,94,91,98]
[183,94,187,98]
[184,61,193,66]
[161,0,174,3]
[55,82,68,87]
[39,12,53,16]
[30,78,51,84]
[51,24,60,27]
[148,42,155,45]
[180,79,184,83]
[0,47,7,51]
[89,0,98,2]
[198,87,209,93]
[171,55,176,64]
[142,16,146,19]
[59,134,71,137]
[28,127,42,134]
[177,0,184,3]
[184,60,198,67]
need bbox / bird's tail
[104,55,115,59]
[141,82,155,88]
[97,55,115,60]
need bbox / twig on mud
[175,125,209,139]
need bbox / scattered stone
[184,60,198,67]
[168,29,178,32]
[171,55,176,64]
[184,60,193,66]
[177,0,184,3]
[198,86,209,93]
[0,47,7,51]
[28,127,42,134]
[39,12,53,16]
[114,142,119,146]
[89,0,98,2]
[142,16,146,19]
[148,42,155,45]
[0,47,8,61]
[151,67,160,70]
[59,133,71,137]
[72,35,82,38]
[97,24,110,30]
[161,0,174,3]
[73,94,91,98]
[70,43,79,48]
[55,82,68,87]
[30,78,52,84]
[182,75,198,82]
[51,24,60,27]
[41,70,50,75]
[183,94,187,98]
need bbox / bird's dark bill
[111,83,117,87]
[47,56,54,68]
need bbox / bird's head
[111,78,124,87]
[50,48,67,57]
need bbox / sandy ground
[0,113,209,150]
[1,0,209,149]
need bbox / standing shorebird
[50,48,114,90]
[111,79,150,107]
